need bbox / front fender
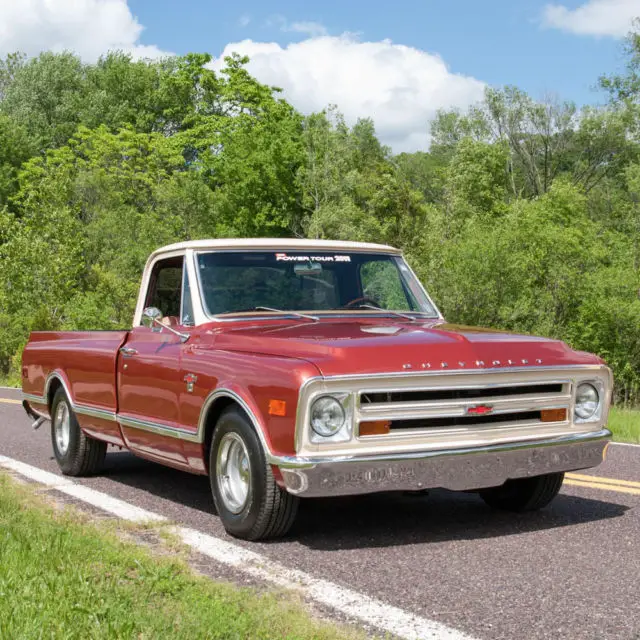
[197,384,277,460]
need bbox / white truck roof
[149,238,401,262]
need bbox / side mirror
[141,306,190,343]
[142,306,163,330]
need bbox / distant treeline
[0,37,639,403]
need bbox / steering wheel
[343,296,380,309]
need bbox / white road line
[61,484,167,522]
[0,456,165,523]
[178,527,471,640]
[0,456,74,487]
[610,441,640,449]
[0,455,474,640]
[0,386,19,390]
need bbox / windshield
[195,250,438,318]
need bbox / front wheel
[209,407,299,541]
[51,388,107,476]
[479,472,564,512]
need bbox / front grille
[357,378,571,437]
[361,383,563,405]
[389,411,541,430]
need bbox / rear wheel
[51,388,107,476]
[209,407,299,540]
[480,472,564,512]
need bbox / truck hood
[206,318,601,377]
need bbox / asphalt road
[2,387,639,640]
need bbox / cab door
[117,255,193,467]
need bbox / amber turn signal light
[540,408,567,423]
[359,420,391,436]
[268,399,287,417]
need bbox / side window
[145,257,184,323]
[359,260,413,311]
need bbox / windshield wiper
[255,306,319,321]
[353,303,420,322]
[217,306,319,322]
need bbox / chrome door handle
[119,346,138,357]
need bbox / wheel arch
[45,371,73,413]
[199,388,274,474]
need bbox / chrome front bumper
[277,429,611,497]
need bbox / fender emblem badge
[184,373,198,393]
[467,404,494,416]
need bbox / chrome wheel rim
[216,433,251,514]
[54,401,71,455]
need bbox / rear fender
[45,370,74,413]
[22,369,73,419]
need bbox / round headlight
[575,383,599,420]
[310,396,345,437]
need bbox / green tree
[432,87,629,199]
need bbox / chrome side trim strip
[23,392,46,404]
[25,381,271,455]
[27,377,269,452]
[74,405,117,422]
[118,414,200,443]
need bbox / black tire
[50,388,107,476]
[209,407,299,541]
[480,472,564,512]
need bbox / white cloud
[285,21,328,38]
[213,35,485,152]
[542,0,640,37]
[0,0,170,61]
[238,13,251,28]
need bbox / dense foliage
[1,42,639,404]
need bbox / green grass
[0,474,361,640]
[608,407,640,444]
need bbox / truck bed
[22,331,129,445]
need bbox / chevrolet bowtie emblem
[183,373,198,393]
[466,404,493,416]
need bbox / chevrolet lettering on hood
[402,358,542,370]
[21,238,612,541]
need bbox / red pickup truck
[22,239,612,540]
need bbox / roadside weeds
[608,407,640,444]
[0,472,366,640]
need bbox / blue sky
[1,0,637,151]
[128,0,627,106]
